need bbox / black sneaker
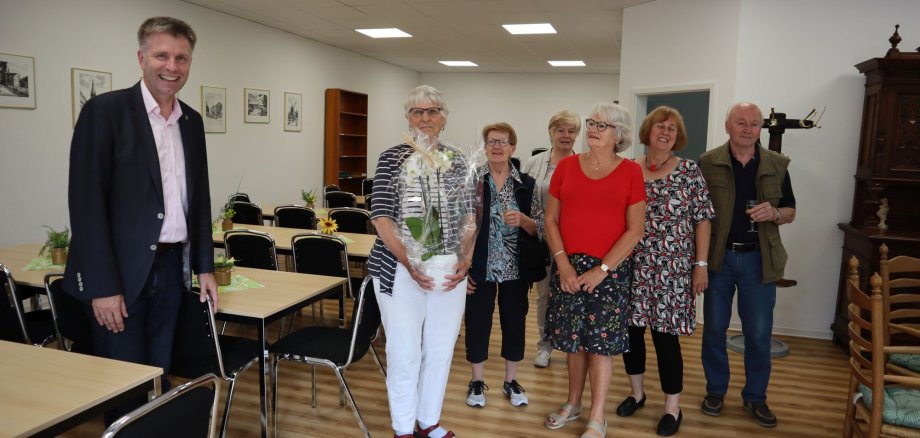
[466,380,488,407]
[743,401,777,427]
[502,380,528,406]
[700,393,724,416]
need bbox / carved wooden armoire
[832,30,920,346]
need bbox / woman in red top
[542,101,647,438]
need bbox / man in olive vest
[698,102,796,428]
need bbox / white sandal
[545,402,581,429]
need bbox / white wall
[0,0,419,247]
[420,72,619,158]
[621,0,920,339]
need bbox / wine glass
[746,200,759,233]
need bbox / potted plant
[301,188,316,209]
[220,200,235,231]
[39,225,70,265]
[213,254,236,286]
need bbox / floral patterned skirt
[545,253,632,356]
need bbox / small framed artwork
[71,68,112,126]
[283,92,302,132]
[244,88,269,123]
[201,85,226,133]
[0,52,36,109]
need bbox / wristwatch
[600,263,611,274]
[694,260,709,267]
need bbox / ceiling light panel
[502,23,557,35]
[439,61,478,67]
[548,60,586,67]
[355,28,412,38]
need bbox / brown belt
[156,242,181,253]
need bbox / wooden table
[260,196,366,221]
[0,340,162,437]
[0,243,58,288]
[215,267,346,438]
[213,224,375,260]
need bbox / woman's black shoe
[656,411,682,436]
[615,394,646,417]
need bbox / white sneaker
[466,380,487,407]
[503,380,528,406]
[533,350,551,368]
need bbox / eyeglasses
[585,118,614,132]
[486,138,511,146]
[407,107,442,118]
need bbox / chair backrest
[274,205,317,230]
[172,290,227,380]
[323,184,340,194]
[362,178,374,196]
[224,229,278,270]
[44,273,93,354]
[845,256,887,437]
[325,191,357,209]
[102,373,220,438]
[510,156,521,171]
[0,263,29,344]
[879,243,920,343]
[231,201,263,225]
[328,207,372,234]
[228,192,250,203]
[291,234,349,280]
[531,147,548,156]
[350,276,380,365]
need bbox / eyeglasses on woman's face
[486,138,511,146]
[407,107,442,119]
[585,118,614,132]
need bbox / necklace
[645,154,674,171]
[588,152,617,171]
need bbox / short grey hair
[725,101,763,123]
[138,16,197,51]
[587,101,633,153]
[404,85,449,120]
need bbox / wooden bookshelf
[324,89,368,194]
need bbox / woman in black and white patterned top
[368,85,477,438]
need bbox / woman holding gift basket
[368,85,478,438]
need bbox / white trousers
[374,263,467,434]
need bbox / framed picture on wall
[201,85,226,133]
[283,92,302,132]
[244,87,269,123]
[0,52,36,109]
[71,68,112,126]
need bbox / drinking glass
[746,200,759,233]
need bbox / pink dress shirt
[140,80,188,243]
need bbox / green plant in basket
[301,189,316,207]
[214,254,237,269]
[39,225,70,256]
[221,200,235,220]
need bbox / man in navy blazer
[64,16,218,401]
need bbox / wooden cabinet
[324,89,368,194]
[831,37,920,346]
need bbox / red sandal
[415,422,456,438]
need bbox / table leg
[258,320,268,438]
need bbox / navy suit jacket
[63,81,215,305]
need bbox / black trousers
[464,278,529,363]
[621,325,684,395]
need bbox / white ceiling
[183,0,653,74]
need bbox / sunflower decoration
[319,217,338,235]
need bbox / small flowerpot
[423,253,458,293]
[51,248,67,265]
[306,201,315,209]
[221,219,233,231]
[214,268,232,286]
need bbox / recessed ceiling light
[548,60,586,67]
[502,23,557,35]
[355,28,412,38]
[439,61,478,67]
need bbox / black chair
[171,290,261,438]
[531,147,548,156]
[510,156,521,171]
[228,192,250,203]
[44,273,94,354]
[0,263,57,347]
[325,191,357,209]
[291,233,349,327]
[101,373,220,438]
[231,201,263,225]
[323,184,340,195]
[269,276,381,438]
[224,229,278,271]
[361,178,374,196]
[329,208,373,234]
[274,205,316,230]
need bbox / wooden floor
[63,289,851,437]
